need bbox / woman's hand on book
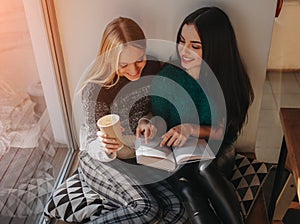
[160,124,195,147]
[136,118,157,144]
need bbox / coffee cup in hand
[97,114,124,151]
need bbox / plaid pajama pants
[79,150,188,224]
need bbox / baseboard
[267,68,300,73]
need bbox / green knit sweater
[151,64,212,130]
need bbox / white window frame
[22,2,76,223]
[22,0,74,146]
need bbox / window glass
[0,1,73,223]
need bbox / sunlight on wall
[0,0,39,93]
[268,1,300,70]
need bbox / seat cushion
[45,154,273,222]
[231,154,273,218]
[44,168,106,223]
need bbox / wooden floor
[0,110,69,224]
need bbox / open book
[135,137,215,171]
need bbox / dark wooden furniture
[268,108,300,222]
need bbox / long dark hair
[176,7,254,139]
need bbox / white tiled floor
[255,72,300,163]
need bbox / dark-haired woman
[137,7,253,224]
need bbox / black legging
[168,145,245,224]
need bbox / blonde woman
[77,17,187,223]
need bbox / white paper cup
[97,114,124,150]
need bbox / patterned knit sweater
[80,60,161,161]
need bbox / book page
[135,137,174,161]
[173,138,215,164]
[135,137,176,171]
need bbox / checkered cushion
[44,168,110,223]
[231,154,273,218]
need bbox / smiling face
[178,24,202,75]
[117,45,146,81]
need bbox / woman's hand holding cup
[97,131,121,156]
[97,114,124,158]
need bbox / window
[0,0,75,223]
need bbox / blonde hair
[82,17,146,89]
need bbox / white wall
[268,1,300,70]
[53,0,277,151]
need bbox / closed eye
[192,44,202,49]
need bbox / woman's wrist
[190,124,198,137]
